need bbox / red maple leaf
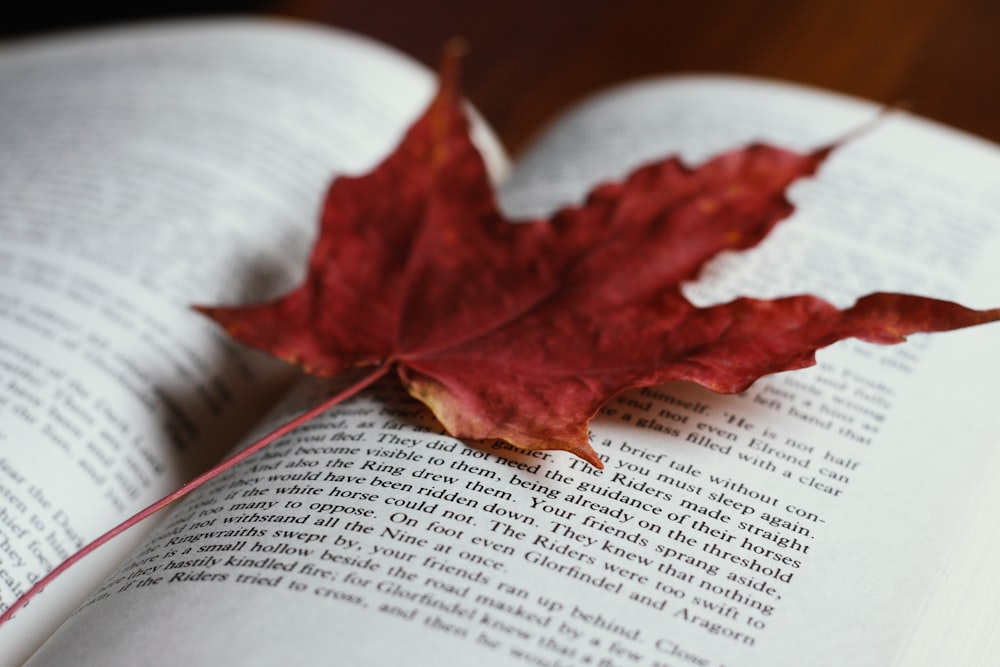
[196,57,999,468]
[4,58,999,629]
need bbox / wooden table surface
[267,0,1000,154]
[5,0,1000,154]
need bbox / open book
[1,17,998,667]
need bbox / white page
[497,76,1000,665]
[23,75,1000,667]
[0,18,505,665]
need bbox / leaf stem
[0,362,393,628]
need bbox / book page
[23,76,1000,666]
[0,18,505,665]
[498,76,1000,664]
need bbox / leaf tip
[573,441,604,470]
[437,37,469,98]
[818,105,898,160]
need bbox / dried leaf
[196,58,1000,467]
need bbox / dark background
[4,0,999,154]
